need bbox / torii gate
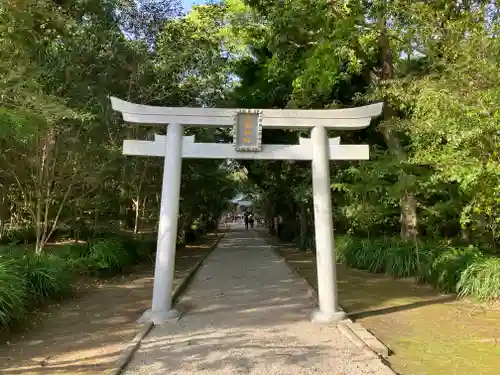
[111,97,383,324]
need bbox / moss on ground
[273,241,500,375]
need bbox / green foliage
[336,236,417,276]
[458,258,500,301]
[0,224,37,246]
[87,238,133,273]
[122,237,156,263]
[1,0,499,327]
[385,241,419,278]
[335,235,499,301]
[21,253,72,302]
[0,234,157,328]
[426,246,483,293]
[337,236,386,273]
[0,0,238,254]
[0,257,27,327]
[239,0,499,252]
[58,242,91,260]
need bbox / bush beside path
[0,232,222,375]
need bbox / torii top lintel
[110,97,383,130]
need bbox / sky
[182,0,207,11]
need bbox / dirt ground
[271,238,500,375]
[0,232,222,375]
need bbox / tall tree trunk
[133,197,140,235]
[298,201,308,250]
[347,4,419,240]
[119,129,132,229]
[141,196,148,229]
[132,163,147,236]
[378,14,418,240]
[33,128,76,252]
[35,128,55,254]
[265,202,274,235]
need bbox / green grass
[426,245,482,292]
[0,235,156,329]
[88,238,134,273]
[333,234,500,302]
[21,253,73,303]
[458,257,500,300]
[0,257,27,326]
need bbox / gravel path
[123,225,394,375]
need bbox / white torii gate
[111,97,383,324]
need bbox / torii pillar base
[311,309,346,324]
[138,308,180,325]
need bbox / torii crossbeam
[111,97,383,325]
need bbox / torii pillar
[110,97,383,324]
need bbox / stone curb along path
[108,230,227,375]
[268,243,397,375]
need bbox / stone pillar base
[311,309,346,324]
[138,308,181,325]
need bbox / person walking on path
[248,212,255,229]
[244,211,249,229]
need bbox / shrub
[21,253,73,303]
[363,238,388,273]
[335,235,500,299]
[336,236,388,273]
[58,242,90,259]
[426,245,482,292]
[384,239,419,278]
[121,237,155,263]
[0,225,36,245]
[303,234,316,253]
[347,238,372,269]
[335,235,352,262]
[278,222,295,241]
[457,257,500,301]
[87,238,134,274]
[0,234,156,328]
[64,236,154,274]
[134,239,156,263]
[0,257,27,327]
[184,229,197,244]
[66,256,95,275]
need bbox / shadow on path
[123,225,394,375]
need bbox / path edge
[265,235,396,374]
[108,229,227,375]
